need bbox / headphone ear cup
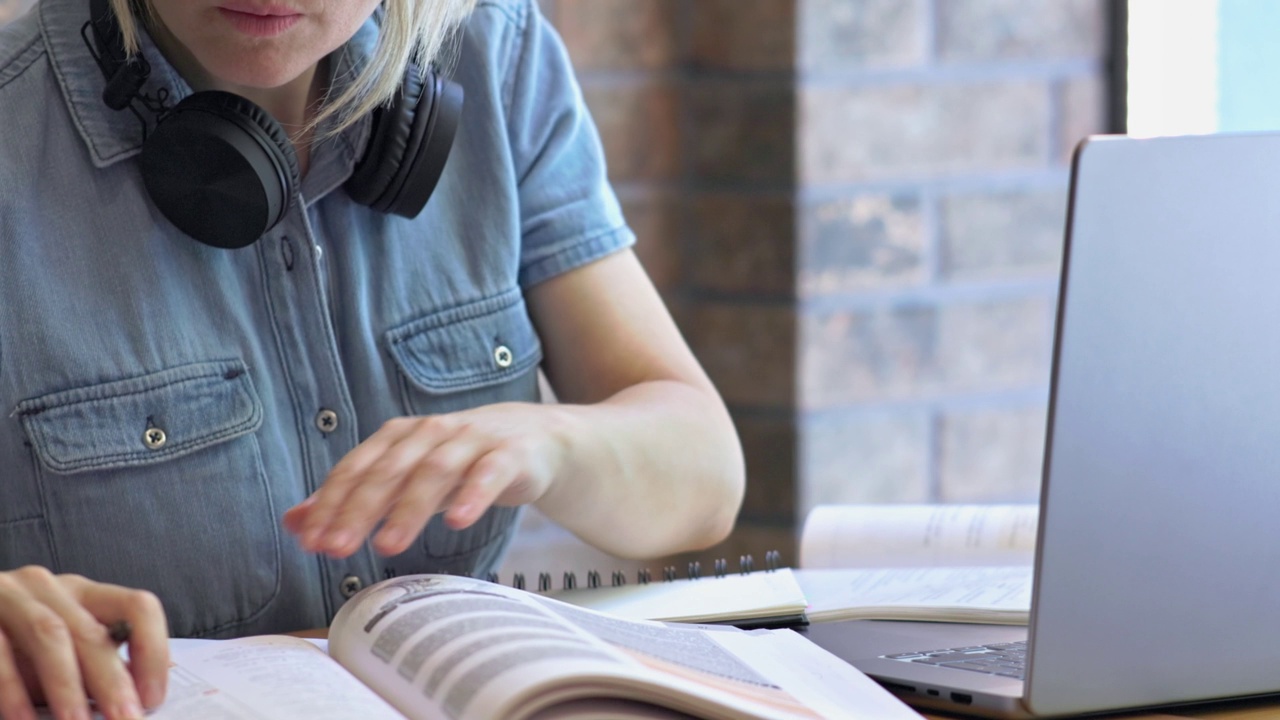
[346,66,463,218]
[139,91,301,249]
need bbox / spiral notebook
[547,552,807,629]
[482,552,808,629]
[488,504,1037,629]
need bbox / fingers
[0,567,147,720]
[71,580,169,711]
[0,626,36,720]
[279,494,314,535]
[320,437,456,556]
[289,417,424,553]
[299,417,474,557]
[443,449,523,531]
[334,441,472,557]
[0,569,90,720]
[289,407,561,559]
[0,568,171,720]
[370,445,477,556]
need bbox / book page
[532,598,823,719]
[37,636,402,720]
[329,575,639,720]
[799,504,1038,569]
[327,574,914,720]
[703,628,922,720]
[155,635,405,719]
[545,568,806,623]
[794,566,1033,624]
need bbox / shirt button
[316,409,339,433]
[340,575,363,599]
[142,427,167,450]
[493,345,513,368]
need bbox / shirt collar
[40,0,376,179]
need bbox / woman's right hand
[0,567,168,720]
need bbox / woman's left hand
[282,402,566,558]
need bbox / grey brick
[799,193,927,296]
[800,411,931,513]
[934,298,1054,391]
[936,0,1106,62]
[798,0,926,70]
[799,304,937,408]
[799,296,1053,408]
[799,81,1050,184]
[939,405,1047,502]
[941,188,1067,281]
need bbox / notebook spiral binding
[519,551,782,593]
[384,551,785,592]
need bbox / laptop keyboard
[882,641,1027,680]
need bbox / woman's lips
[217,7,302,38]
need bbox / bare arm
[523,248,745,557]
[286,249,745,561]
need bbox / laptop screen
[1026,133,1280,715]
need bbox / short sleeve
[500,1,635,289]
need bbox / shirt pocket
[384,287,542,563]
[16,359,281,638]
[385,286,544,416]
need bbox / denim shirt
[0,0,633,638]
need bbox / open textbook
[62,575,921,720]
[794,504,1036,625]
[551,504,1037,626]
[798,504,1037,569]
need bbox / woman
[0,0,745,717]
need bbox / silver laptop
[802,132,1280,718]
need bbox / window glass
[1129,0,1280,135]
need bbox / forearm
[533,379,745,559]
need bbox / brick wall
[0,1,1113,576]
[542,0,1112,567]
[804,0,1106,509]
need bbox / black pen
[108,620,131,645]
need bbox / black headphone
[85,0,463,249]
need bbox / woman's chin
[196,51,317,93]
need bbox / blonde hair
[108,0,478,135]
